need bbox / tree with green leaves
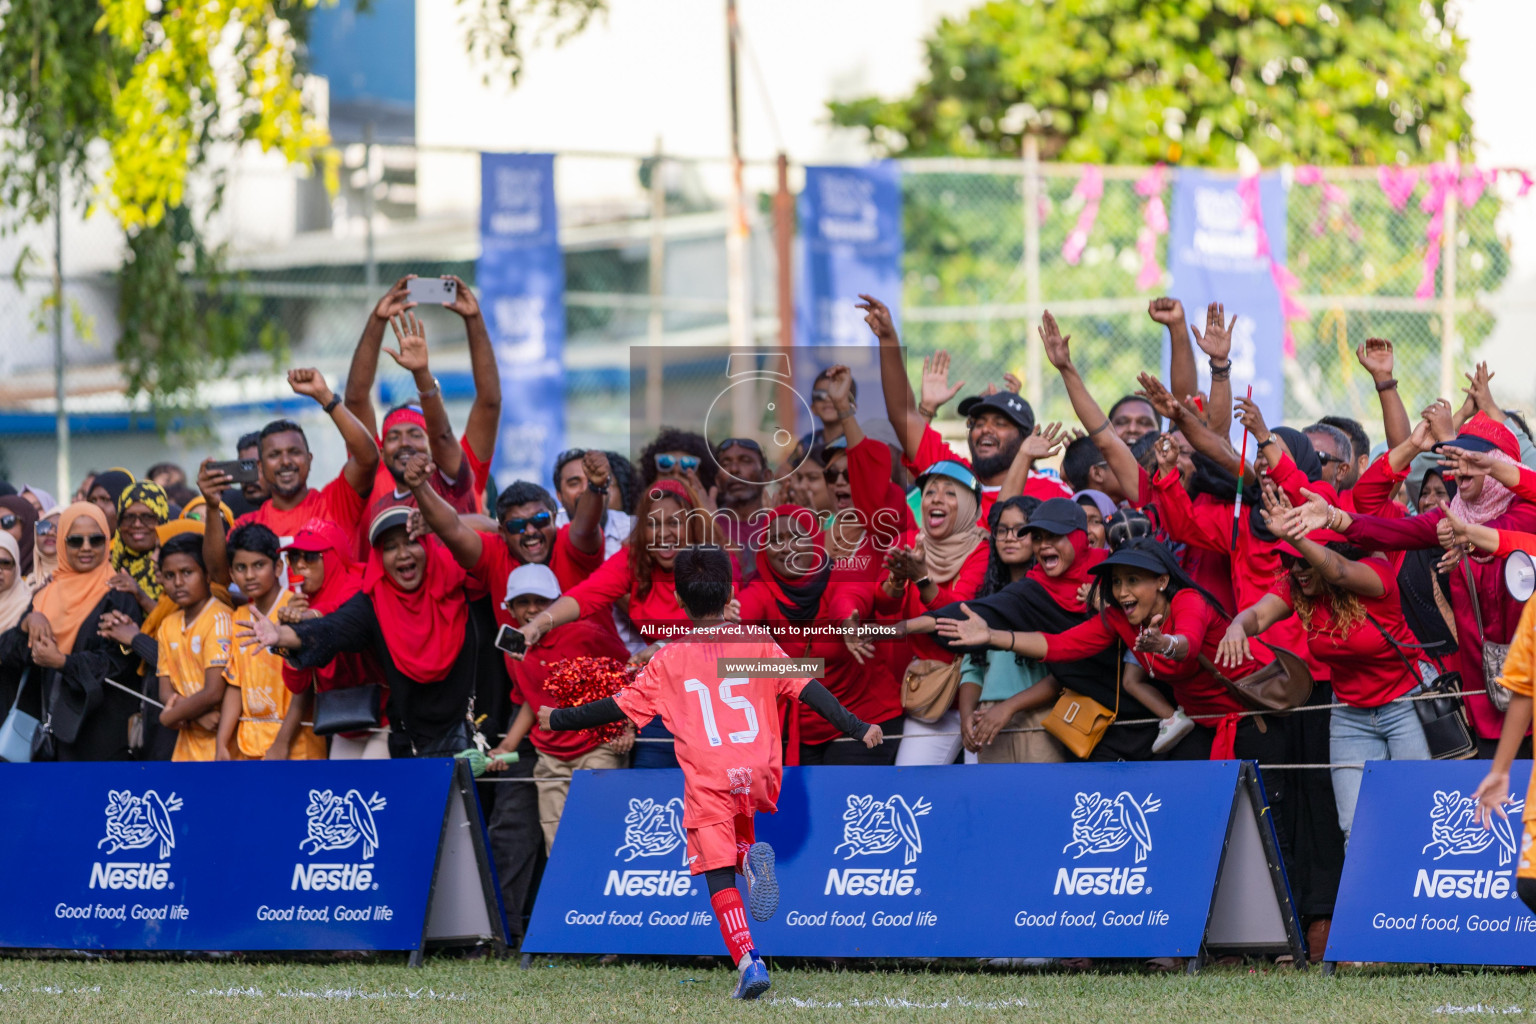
[0,0,605,423]
[829,0,1502,424]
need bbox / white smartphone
[406,276,458,306]
[494,623,528,656]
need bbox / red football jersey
[613,627,808,827]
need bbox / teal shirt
[960,647,1050,702]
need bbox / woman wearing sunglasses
[0,495,37,579]
[0,503,145,760]
[27,507,60,592]
[1217,482,1430,842]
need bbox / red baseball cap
[1451,412,1520,462]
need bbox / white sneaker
[1152,708,1194,754]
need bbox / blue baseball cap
[916,459,982,499]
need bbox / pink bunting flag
[1061,165,1104,265]
[1133,165,1168,290]
[1413,163,1457,300]
[1238,171,1306,357]
[1377,166,1421,212]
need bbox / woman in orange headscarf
[0,503,145,760]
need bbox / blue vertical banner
[796,163,904,348]
[1165,170,1287,429]
[478,153,566,489]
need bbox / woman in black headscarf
[0,496,37,577]
[86,469,134,535]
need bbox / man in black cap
[864,296,1070,519]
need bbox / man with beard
[343,275,503,510]
[224,369,378,552]
[356,310,479,543]
[865,295,1068,519]
[712,438,770,579]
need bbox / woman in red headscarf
[239,504,488,758]
[737,505,901,765]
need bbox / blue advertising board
[1165,170,1287,431]
[1327,761,1536,965]
[795,163,903,349]
[0,760,499,952]
[478,153,567,490]
[525,762,1299,960]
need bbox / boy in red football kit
[538,545,882,1000]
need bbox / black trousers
[797,713,903,766]
[484,750,545,950]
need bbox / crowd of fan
[3,277,1535,959]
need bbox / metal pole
[363,121,379,293]
[773,152,796,439]
[1022,135,1043,411]
[646,139,667,435]
[1438,142,1458,401]
[53,184,70,500]
[724,0,754,437]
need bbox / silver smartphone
[406,276,458,305]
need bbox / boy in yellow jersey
[216,523,326,760]
[155,532,233,761]
[1473,595,1536,913]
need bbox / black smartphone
[209,458,259,485]
[494,623,528,656]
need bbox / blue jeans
[1329,697,1431,841]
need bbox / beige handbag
[900,657,964,724]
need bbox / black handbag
[311,684,384,737]
[1366,615,1476,761]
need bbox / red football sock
[710,887,755,966]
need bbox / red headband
[381,406,427,437]
[647,479,694,506]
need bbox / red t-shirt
[566,548,688,641]
[511,618,632,759]
[1266,558,1419,708]
[1133,465,1237,615]
[460,434,491,506]
[1043,589,1252,717]
[234,470,366,544]
[471,525,604,597]
[903,424,1071,520]
[614,630,808,827]
[360,460,476,551]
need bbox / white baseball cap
[505,563,561,605]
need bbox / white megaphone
[1505,549,1536,602]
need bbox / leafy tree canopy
[830,0,1471,166]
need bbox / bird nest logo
[1065,791,1160,864]
[301,789,386,860]
[834,794,930,865]
[1424,789,1525,866]
[89,790,182,890]
[616,797,686,864]
[99,789,181,860]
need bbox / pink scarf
[1449,449,1518,526]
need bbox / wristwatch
[322,394,342,414]
[588,479,609,494]
[914,576,932,589]
[417,377,442,400]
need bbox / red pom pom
[544,656,630,744]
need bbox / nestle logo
[291,863,377,892]
[823,867,918,897]
[89,862,171,891]
[603,869,694,897]
[1053,866,1148,896]
[1412,868,1515,900]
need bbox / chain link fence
[0,147,1530,495]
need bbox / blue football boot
[743,841,779,921]
[730,951,771,1000]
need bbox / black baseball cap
[1023,497,1086,537]
[957,391,1034,432]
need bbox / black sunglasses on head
[504,511,553,534]
[66,533,106,550]
[716,437,763,454]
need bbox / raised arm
[1358,338,1411,449]
[383,311,463,479]
[1264,483,1386,599]
[1138,371,1249,485]
[997,422,1066,501]
[1038,311,1141,501]
[196,458,232,587]
[1189,302,1236,436]
[823,364,866,449]
[567,451,609,557]
[863,294,927,460]
[402,453,483,569]
[446,276,501,466]
[1151,297,1197,405]
[934,602,1052,660]
[288,367,381,496]
[344,276,414,436]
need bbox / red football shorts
[686,814,755,876]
